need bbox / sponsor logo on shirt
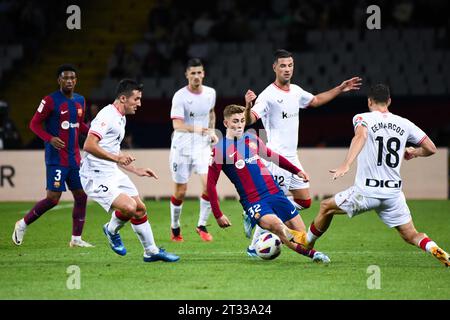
[282,111,299,119]
[61,121,80,130]
[245,155,259,164]
[365,178,402,188]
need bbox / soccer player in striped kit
[12,64,93,248]
[244,49,362,256]
[207,105,330,263]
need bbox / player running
[169,58,218,242]
[80,79,179,263]
[207,104,330,264]
[12,64,92,248]
[301,84,450,267]
[243,49,362,256]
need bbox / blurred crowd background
[0,0,449,151]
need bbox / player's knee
[294,198,311,209]
[47,194,61,204]
[135,204,147,217]
[122,201,137,215]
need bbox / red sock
[310,222,324,237]
[294,198,312,209]
[115,210,130,221]
[419,237,431,251]
[171,196,183,206]
[295,244,316,258]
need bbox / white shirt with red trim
[353,110,427,198]
[251,83,314,158]
[170,85,216,155]
[81,104,126,173]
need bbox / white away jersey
[251,83,314,157]
[81,104,126,173]
[170,85,216,155]
[353,111,427,198]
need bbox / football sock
[107,210,129,234]
[23,197,58,225]
[131,215,159,255]
[170,196,183,229]
[306,222,324,246]
[293,198,312,210]
[197,193,211,227]
[249,225,266,250]
[72,193,87,237]
[418,237,438,253]
[295,244,317,258]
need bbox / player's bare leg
[305,197,346,249]
[170,183,186,241]
[69,189,93,248]
[290,188,312,211]
[396,221,450,267]
[196,174,213,241]
[258,214,329,264]
[284,215,331,264]
[12,190,60,246]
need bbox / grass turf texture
[0,200,449,300]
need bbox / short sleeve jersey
[81,104,126,173]
[170,85,216,154]
[353,111,427,198]
[251,83,314,157]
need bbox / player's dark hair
[273,49,292,63]
[186,58,203,70]
[224,104,245,118]
[115,79,144,98]
[368,84,390,104]
[56,64,77,78]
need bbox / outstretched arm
[309,77,362,108]
[206,161,232,228]
[330,125,367,180]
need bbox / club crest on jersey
[54,181,60,188]
[235,159,245,169]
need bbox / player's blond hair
[223,104,245,119]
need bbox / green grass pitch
[0,199,449,300]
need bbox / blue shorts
[46,165,82,192]
[243,192,298,228]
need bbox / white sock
[170,202,183,229]
[131,218,159,255]
[71,235,81,242]
[306,228,319,245]
[107,212,128,234]
[249,225,267,250]
[425,241,438,253]
[18,218,27,229]
[197,197,211,227]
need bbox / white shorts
[265,156,310,195]
[80,169,139,213]
[334,186,412,228]
[169,148,210,184]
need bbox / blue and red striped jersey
[30,90,89,167]
[207,132,301,218]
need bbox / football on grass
[255,232,282,260]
